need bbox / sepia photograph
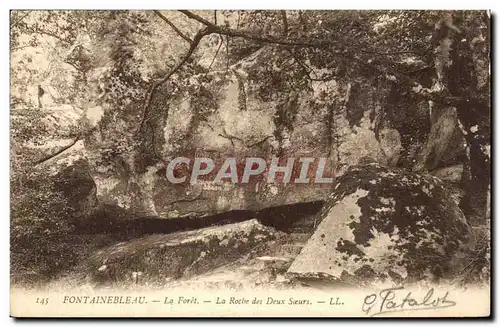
[9,8,491,318]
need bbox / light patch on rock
[138,165,160,216]
[197,122,234,150]
[287,188,369,276]
[163,98,193,154]
[338,112,384,170]
[86,106,104,127]
[216,75,275,144]
[269,185,279,196]
[310,79,339,99]
[359,226,408,279]
[93,176,121,198]
[216,196,230,211]
[167,210,180,219]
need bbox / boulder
[85,219,277,286]
[413,107,466,172]
[83,46,431,219]
[287,163,471,285]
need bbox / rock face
[83,47,432,219]
[287,163,471,284]
[37,140,98,223]
[413,107,465,172]
[85,219,277,286]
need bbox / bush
[10,171,79,285]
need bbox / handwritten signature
[362,286,457,317]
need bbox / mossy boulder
[288,163,471,284]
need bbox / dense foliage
[10,171,77,284]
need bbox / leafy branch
[140,9,481,137]
[33,126,97,166]
[137,26,214,134]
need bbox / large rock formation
[83,47,435,219]
[288,163,472,285]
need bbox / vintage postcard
[10,9,491,318]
